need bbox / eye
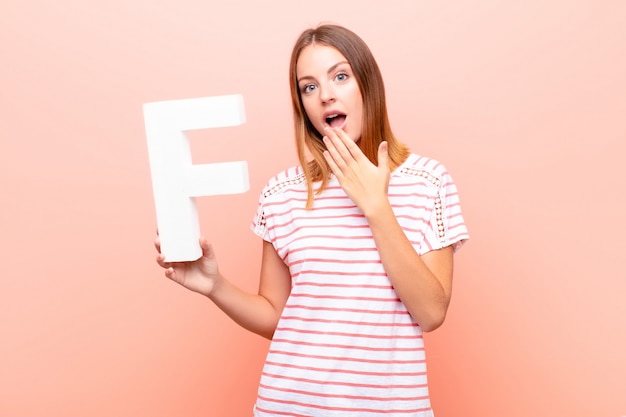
[335,72,349,82]
[301,84,316,94]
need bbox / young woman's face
[296,44,363,143]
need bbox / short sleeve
[251,188,271,242]
[249,166,307,244]
[419,168,469,254]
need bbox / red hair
[289,24,410,207]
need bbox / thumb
[199,236,213,258]
[377,141,389,170]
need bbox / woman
[156,24,469,417]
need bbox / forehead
[296,44,349,78]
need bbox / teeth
[326,114,341,123]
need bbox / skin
[156,44,454,337]
[296,44,363,143]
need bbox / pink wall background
[1,1,624,416]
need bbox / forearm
[365,201,452,332]
[206,276,281,339]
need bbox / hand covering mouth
[325,113,347,128]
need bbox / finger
[156,253,170,269]
[164,266,176,280]
[323,135,350,178]
[332,127,364,160]
[199,237,213,259]
[324,126,354,162]
[323,148,342,177]
[377,141,389,170]
[322,133,342,163]
[154,236,161,252]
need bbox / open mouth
[325,113,347,128]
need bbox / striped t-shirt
[251,153,469,417]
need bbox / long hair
[289,24,410,208]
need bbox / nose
[319,82,335,104]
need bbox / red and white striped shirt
[251,153,469,417]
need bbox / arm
[156,236,291,339]
[322,127,453,331]
[209,240,292,339]
[364,204,453,331]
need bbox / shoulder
[261,165,307,199]
[395,153,450,188]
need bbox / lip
[322,111,347,130]
[323,110,345,120]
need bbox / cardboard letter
[144,95,248,261]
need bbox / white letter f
[144,95,248,262]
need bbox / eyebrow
[297,60,350,84]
